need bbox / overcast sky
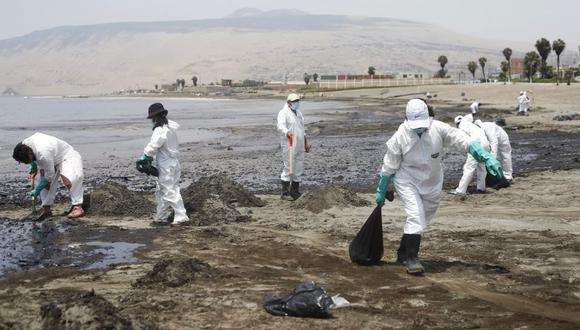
[2,0,579,48]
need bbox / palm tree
[524,51,541,83]
[500,61,509,82]
[368,66,376,76]
[313,73,319,82]
[535,38,552,78]
[502,48,513,81]
[192,76,198,86]
[467,61,478,81]
[552,39,566,85]
[303,72,311,85]
[478,57,487,81]
[437,55,448,78]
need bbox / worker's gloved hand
[31,178,49,197]
[375,174,391,207]
[28,162,38,174]
[468,142,504,178]
[139,154,153,162]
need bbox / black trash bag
[349,205,383,265]
[486,172,510,190]
[136,159,159,177]
[263,282,333,318]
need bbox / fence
[316,77,452,90]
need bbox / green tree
[467,61,478,80]
[502,48,513,81]
[192,76,198,86]
[368,66,376,76]
[524,51,541,82]
[478,57,487,81]
[303,72,311,85]
[535,38,552,78]
[437,55,448,78]
[312,73,319,82]
[552,39,566,85]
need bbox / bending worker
[12,133,85,221]
[375,99,503,275]
[138,103,190,226]
[277,93,311,200]
[451,115,491,194]
[475,119,513,183]
[517,91,530,116]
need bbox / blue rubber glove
[375,174,391,207]
[31,178,49,197]
[28,162,38,174]
[468,142,503,178]
[139,154,153,162]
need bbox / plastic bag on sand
[349,205,384,265]
[485,172,510,190]
[263,282,334,318]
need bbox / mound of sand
[88,182,154,216]
[133,257,220,288]
[182,175,264,225]
[38,290,132,330]
[294,186,371,214]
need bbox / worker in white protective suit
[138,103,190,226]
[277,93,311,200]
[517,91,530,115]
[451,115,491,194]
[475,119,513,182]
[375,99,504,274]
[469,101,479,116]
[12,133,85,221]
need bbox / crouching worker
[375,99,504,275]
[138,103,190,226]
[12,133,85,221]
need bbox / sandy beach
[1,83,579,329]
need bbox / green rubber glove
[375,174,391,207]
[139,154,153,162]
[31,178,49,197]
[28,162,38,174]
[468,142,504,178]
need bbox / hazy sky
[2,0,579,48]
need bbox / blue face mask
[413,127,427,135]
[290,101,300,111]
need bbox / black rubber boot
[396,235,407,264]
[290,181,302,200]
[281,180,293,200]
[405,234,424,275]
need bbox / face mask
[413,127,427,135]
[151,120,156,128]
[290,101,300,111]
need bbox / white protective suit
[476,120,513,180]
[22,133,83,206]
[517,93,530,113]
[381,120,473,234]
[455,118,491,194]
[277,104,306,182]
[144,120,189,223]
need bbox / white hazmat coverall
[455,119,490,194]
[277,104,306,183]
[477,121,513,180]
[517,94,530,113]
[23,133,84,206]
[144,120,189,223]
[381,120,472,234]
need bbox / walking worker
[138,103,190,226]
[277,93,311,200]
[12,133,85,221]
[517,91,530,115]
[374,99,504,275]
[475,119,513,182]
[451,115,491,194]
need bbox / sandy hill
[0,9,518,95]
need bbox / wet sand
[0,84,579,329]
